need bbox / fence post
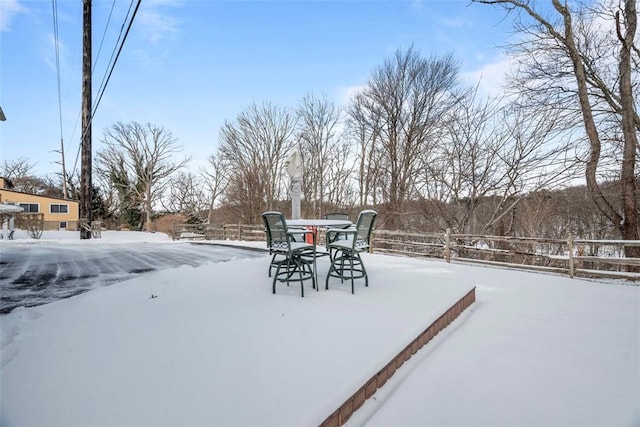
[445,228,451,263]
[567,234,575,278]
[369,231,375,254]
[238,223,242,241]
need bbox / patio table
[286,219,352,228]
[286,218,353,249]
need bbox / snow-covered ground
[1,230,638,426]
[0,230,262,314]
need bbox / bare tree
[96,122,190,231]
[420,89,578,234]
[296,93,355,216]
[0,158,65,198]
[348,47,463,229]
[201,153,229,223]
[347,95,385,208]
[474,0,639,258]
[526,185,615,241]
[323,139,358,210]
[1,157,35,179]
[515,191,554,237]
[217,102,296,223]
[162,171,208,216]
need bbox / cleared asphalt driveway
[0,242,264,315]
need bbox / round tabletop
[286,219,352,228]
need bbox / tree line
[2,1,638,255]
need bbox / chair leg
[300,253,316,291]
[349,253,355,294]
[272,253,315,298]
[313,251,318,291]
[273,261,283,294]
[307,257,317,291]
[286,257,294,287]
[325,248,369,294]
[358,252,369,287]
[337,250,346,283]
[269,253,278,277]
[296,256,305,298]
[325,255,335,290]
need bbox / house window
[59,221,67,230]
[50,204,69,214]
[18,203,39,213]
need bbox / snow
[0,230,263,315]
[1,231,639,426]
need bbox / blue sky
[1,0,516,177]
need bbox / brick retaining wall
[319,287,476,427]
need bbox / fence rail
[172,223,640,281]
[373,229,640,281]
[172,223,265,242]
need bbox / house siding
[0,183,80,230]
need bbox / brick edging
[319,287,476,427]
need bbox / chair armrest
[326,227,356,244]
[287,229,314,236]
[337,224,355,230]
[287,229,316,245]
[326,227,356,234]
[287,228,308,237]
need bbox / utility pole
[80,0,92,239]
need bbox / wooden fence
[373,229,640,281]
[172,223,265,242]
[172,223,640,281]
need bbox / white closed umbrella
[285,146,303,219]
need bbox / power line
[91,0,141,118]
[92,0,134,113]
[70,0,120,179]
[93,0,118,74]
[51,0,68,198]
[51,0,63,142]
[71,0,142,179]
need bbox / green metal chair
[325,209,377,294]
[323,212,352,247]
[262,211,317,297]
[323,212,350,221]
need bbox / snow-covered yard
[1,231,638,426]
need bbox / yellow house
[0,177,80,231]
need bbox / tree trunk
[617,0,640,262]
[145,183,154,232]
[553,0,639,266]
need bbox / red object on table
[305,226,317,244]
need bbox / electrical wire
[93,0,118,75]
[51,0,65,159]
[70,0,121,178]
[70,0,142,178]
[91,0,142,118]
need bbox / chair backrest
[323,212,350,221]
[353,210,377,249]
[262,211,290,251]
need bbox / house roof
[0,187,78,204]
